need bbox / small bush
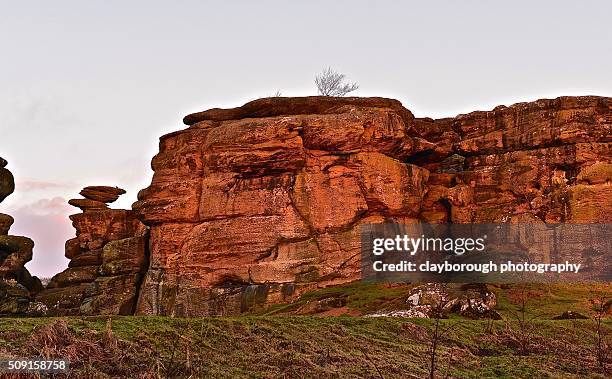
[315,67,359,96]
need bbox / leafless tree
[315,67,359,96]
[429,309,443,379]
[425,284,459,379]
[591,294,610,370]
[504,284,542,356]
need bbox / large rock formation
[132,96,612,316]
[17,95,609,317]
[36,186,148,315]
[132,97,433,316]
[0,158,42,314]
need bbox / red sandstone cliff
[130,96,612,317]
[415,97,612,224]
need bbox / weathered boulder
[45,265,99,289]
[0,280,30,314]
[68,198,109,212]
[0,159,42,315]
[0,236,34,276]
[405,283,500,319]
[35,285,90,316]
[0,213,13,235]
[80,186,126,203]
[0,166,15,203]
[0,234,40,302]
[69,209,143,250]
[365,284,501,319]
[68,249,102,267]
[553,310,589,320]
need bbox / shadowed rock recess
[0,158,43,314]
[131,96,611,316]
[4,96,610,317]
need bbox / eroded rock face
[133,97,432,316]
[0,158,42,315]
[36,187,148,315]
[132,96,611,317]
[415,96,612,224]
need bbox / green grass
[0,316,609,378]
[0,283,609,377]
[491,283,611,319]
[257,281,419,315]
[254,282,611,319]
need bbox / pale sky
[1,0,611,277]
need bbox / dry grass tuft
[25,319,103,364]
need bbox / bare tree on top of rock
[315,67,359,96]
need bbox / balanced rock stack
[0,157,43,314]
[67,186,126,212]
[37,186,149,315]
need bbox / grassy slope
[0,283,609,378]
[0,316,609,378]
[256,282,611,319]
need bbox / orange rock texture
[415,97,612,224]
[133,96,611,316]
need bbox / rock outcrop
[414,96,612,224]
[15,95,610,317]
[132,95,612,317]
[36,186,148,315]
[133,97,433,316]
[366,283,500,319]
[0,158,42,314]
